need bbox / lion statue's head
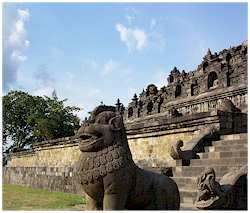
[195,168,223,209]
[76,105,126,152]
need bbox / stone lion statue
[195,167,224,209]
[75,105,180,210]
[195,166,247,210]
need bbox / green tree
[3,91,37,151]
[32,94,81,140]
[3,90,81,152]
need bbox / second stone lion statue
[75,105,180,210]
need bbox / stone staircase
[171,133,248,210]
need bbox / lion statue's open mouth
[78,132,103,152]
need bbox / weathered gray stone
[195,166,247,210]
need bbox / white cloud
[17,8,30,21]
[3,8,30,90]
[11,50,27,63]
[115,23,148,52]
[101,59,119,76]
[8,9,29,49]
[115,16,167,52]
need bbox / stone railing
[164,85,247,116]
[124,85,247,121]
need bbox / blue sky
[3,3,247,120]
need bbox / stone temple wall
[3,137,82,194]
[3,42,248,194]
[3,166,82,195]
[7,137,81,168]
[5,110,247,170]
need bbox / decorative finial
[132,93,138,102]
[207,48,212,55]
[115,98,121,109]
[203,48,213,61]
[116,98,121,106]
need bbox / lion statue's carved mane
[75,105,180,210]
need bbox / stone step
[205,144,247,152]
[173,165,243,177]
[180,202,198,210]
[190,157,247,166]
[176,133,248,210]
[179,189,197,204]
[172,177,197,189]
[220,133,247,140]
[212,139,247,146]
[197,150,248,159]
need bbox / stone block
[190,157,247,166]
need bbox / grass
[3,184,85,210]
